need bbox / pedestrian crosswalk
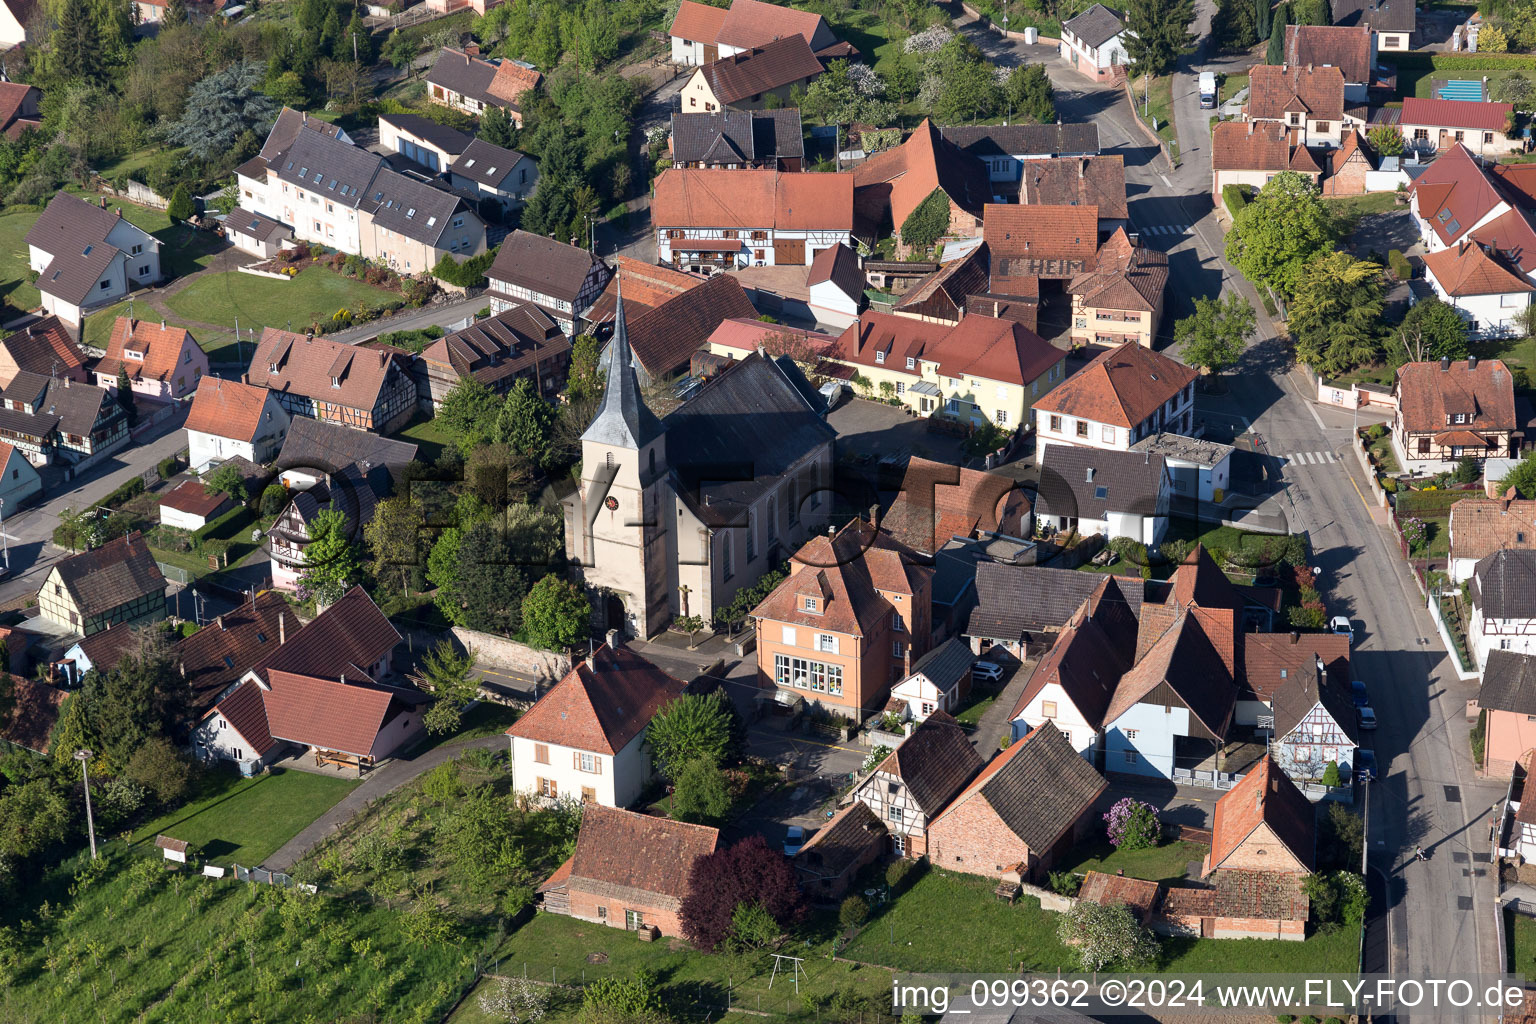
[1139,224,1190,236]
[1282,451,1338,465]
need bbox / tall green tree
[566,334,603,404]
[1224,170,1335,297]
[165,61,279,162]
[1396,297,1471,364]
[1500,450,1536,498]
[162,0,188,27]
[420,639,479,734]
[1256,0,1271,38]
[1004,64,1056,124]
[521,575,590,649]
[114,366,138,426]
[297,508,361,606]
[496,378,558,468]
[364,495,427,594]
[647,691,741,779]
[345,11,374,64]
[1124,0,1196,77]
[577,2,619,70]
[54,0,104,83]
[480,105,517,148]
[1175,293,1256,378]
[1213,0,1259,50]
[1288,252,1385,375]
[439,376,503,454]
[672,757,732,825]
[202,460,246,502]
[1291,0,1329,25]
[1267,3,1289,66]
[382,30,417,72]
[445,521,529,634]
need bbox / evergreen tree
[115,366,138,426]
[346,11,374,64]
[1256,0,1270,37]
[162,0,189,28]
[480,105,516,148]
[166,183,195,223]
[1267,3,1288,66]
[1124,0,1196,76]
[54,1,103,83]
[496,378,557,467]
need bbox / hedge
[1388,249,1411,281]
[1385,51,1536,70]
[102,476,145,510]
[432,248,497,288]
[192,505,254,544]
[1222,183,1251,218]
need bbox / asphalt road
[963,3,1503,989]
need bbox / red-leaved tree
[680,834,805,951]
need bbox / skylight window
[407,208,416,218]
[1438,208,1452,222]
[1093,485,1108,499]
[487,166,498,175]
[299,166,308,176]
[426,216,436,226]
[375,191,384,201]
[81,244,92,256]
[464,158,476,168]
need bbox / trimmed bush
[431,248,497,288]
[1222,183,1251,218]
[1388,249,1411,281]
[102,477,145,509]
[886,857,916,892]
[1387,51,1536,70]
[839,894,869,929]
[157,456,179,481]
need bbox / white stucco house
[1470,548,1536,671]
[190,680,282,776]
[0,439,41,512]
[184,378,291,473]
[1131,432,1235,505]
[1032,341,1199,457]
[889,638,974,722]
[1421,241,1535,338]
[806,242,863,328]
[1060,4,1131,82]
[668,0,840,66]
[1035,445,1171,546]
[506,645,689,808]
[25,192,162,327]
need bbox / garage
[773,238,806,265]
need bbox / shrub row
[1222,183,1251,219]
[1386,51,1536,70]
[102,476,145,510]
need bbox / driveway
[825,397,967,466]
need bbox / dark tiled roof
[276,416,417,495]
[1332,0,1415,33]
[940,123,1100,158]
[448,138,531,188]
[1481,650,1536,714]
[663,352,835,525]
[1473,548,1536,620]
[52,531,166,619]
[72,622,141,673]
[904,636,974,693]
[380,112,471,155]
[1007,576,1141,729]
[1062,3,1125,46]
[259,106,346,163]
[672,109,806,164]
[159,479,233,519]
[1036,445,1167,520]
[487,230,609,306]
[941,721,1105,851]
[420,303,569,389]
[807,241,863,297]
[795,801,885,878]
[624,271,757,380]
[872,710,985,815]
[967,562,1143,640]
[177,590,291,713]
[566,803,719,903]
[0,315,88,381]
[271,130,377,211]
[1020,155,1128,222]
[225,206,290,243]
[697,35,824,106]
[254,585,400,684]
[507,644,688,754]
[425,47,500,107]
[25,191,128,257]
[37,242,120,306]
[366,166,471,248]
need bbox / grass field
[1134,74,1178,151]
[80,299,244,364]
[1053,838,1207,882]
[841,869,1359,973]
[129,766,357,866]
[1507,907,1536,973]
[165,266,400,333]
[391,412,456,464]
[1323,191,1400,233]
[1220,72,1249,105]
[406,701,520,758]
[953,691,996,726]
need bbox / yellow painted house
[825,312,1066,431]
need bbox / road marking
[1159,173,1173,188]
[1345,463,1373,512]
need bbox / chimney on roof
[98,196,106,209]
[217,614,225,631]
[1470,355,1479,371]
[1085,467,1095,482]
[464,42,480,57]
[278,612,286,645]
[161,319,165,330]
[115,207,121,219]
[1290,630,1300,644]
[1079,158,1087,179]
[606,628,620,649]
[179,661,186,678]
[869,503,879,526]
[1442,355,1452,370]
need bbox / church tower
[564,280,673,639]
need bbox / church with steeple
[562,281,837,639]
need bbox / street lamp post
[75,749,97,860]
[0,497,9,571]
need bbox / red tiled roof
[97,317,195,384]
[881,455,1031,554]
[707,317,837,356]
[1211,120,1298,173]
[1410,144,1507,247]
[0,314,88,384]
[1284,24,1372,84]
[254,585,400,684]
[184,378,276,443]
[984,203,1099,272]
[1246,63,1346,123]
[652,168,852,231]
[696,35,824,106]
[1069,228,1169,312]
[1471,207,1536,275]
[1019,155,1128,222]
[1450,498,1536,564]
[626,272,758,379]
[1030,340,1197,427]
[159,479,233,519]
[1395,357,1517,436]
[507,644,688,755]
[1207,755,1316,873]
[1402,97,1513,133]
[248,328,402,415]
[716,0,828,49]
[670,0,729,41]
[566,802,719,903]
[853,119,991,235]
[0,81,37,139]
[488,60,541,105]
[752,520,930,639]
[211,679,277,757]
[1079,870,1161,921]
[260,669,400,757]
[587,256,706,325]
[1422,241,1536,297]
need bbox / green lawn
[80,299,244,363]
[1472,334,1536,384]
[953,692,996,726]
[129,766,357,866]
[1324,191,1400,234]
[1053,838,1207,882]
[405,701,520,758]
[164,265,400,333]
[1132,74,1178,151]
[841,869,1359,973]
[391,412,456,464]
[1507,907,1536,974]
[1363,431,1399,475]
[1220,72,1248,105]
[1400,66,1528,100]
[0,201,45,310]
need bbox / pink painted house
[93,318,208,402]
[1476,650,1536,779]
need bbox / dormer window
[268,362,278,374]
[803,596,818,612]
[124,349,143,361]
[875,351,885,364]
[1455,413,1466,424]
[330,375,341,389]
[905,357,915,370]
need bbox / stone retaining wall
[451,626,570,683]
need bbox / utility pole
[75,749,97,860]
[1,498,10,571]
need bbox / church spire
[581,275,663,450]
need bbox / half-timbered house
[1471,549,1536,671]
[414,303,571,411]
[849,711,982,857]
[246,328,417,434]
[1237,633,1357,782]
[269,463,377,593]
[652,168,853,271]
[38,532,166,636]
[485,230,612,337]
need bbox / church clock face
[604,496,619,511]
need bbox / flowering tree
[1103,797,1160,851]
[477,976,549,1023]
[847,63,886,97]
[1400,516,1428,554]
[903,24,954,53]
[863,744,892,773]
[1057,901,1160,971]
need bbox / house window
[1125,729,1138,739]
[1123,750,1137,763]
[1288,113,1301,126]
[1050,414,1062,432]
[625,910,645,930]
[1486,132,1496,145]
[1502,639,1513,650]
[581,787,596,802]
[890,806,903,824]
[773,654,844,695]
[747,510,757,559]
[1314,122,1328,134]
[892,639,904,658]
[131,244,143,255]
[803,596,816,612]
[1418,438,1431,454]
[996,409,1008,425]
[1414,128,1429,141]
[534,743,549,763]
[1076,420,1089,437]
[892,611,905,633]
[597,906,607,921]
[538,777,558,798]
[875,351,885,364]
[906,357,915,369]
[1101,424,1115,443]
[1042,700,1057,718]
[577,752,599,773]
[816,633,838,654]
